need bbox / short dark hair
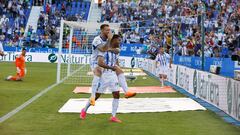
[100,24,109,30]
[111,34,121,40]
[22,47,26,51]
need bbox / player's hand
[112,65,120,71]
[113,65,121,71]
[109,48,120,54]
[111,66,116,71]
[107,32,113,40]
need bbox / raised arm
[97,40,111,52]
[97,32,113,52]
[108,47,120,54]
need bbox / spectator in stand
[0,0,30,47]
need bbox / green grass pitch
[0,62,239,135]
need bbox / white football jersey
[91,35,107,62]
[155,52,171,67]
[97,51,119,93]
[98,51,119,70]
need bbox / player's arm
[116,59,120,66]
[108,47,120,54]
[92,38,111,52]
[97,32,113,52]
[97,56,115,71]
[97,40,111,52]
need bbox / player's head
[22,47,26,56]
[158,46,164,54]
[111,34,121,48]
[100,24,110,38]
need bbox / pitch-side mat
[58,98,206,114]
[73,86,176,94]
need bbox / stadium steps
[87,0,101,22]
[24,6,42,36]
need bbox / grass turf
[0,62,239,135]
[0,62,56,116]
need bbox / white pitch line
[0,65,87,123]
[0,83,59,123]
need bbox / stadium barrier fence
[141,58,240,122]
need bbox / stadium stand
[0,0,32,47]
[34,1,91,48]
[101,0,240,58]
[0,0,91,48]
[0,0,239,59]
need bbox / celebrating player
[81,35,123,123]
[155,46,172,87]
[89,24,136,106]
[6,48,27,81]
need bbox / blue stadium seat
[63,1,67,6]
[66,10,70,16]
[72,1,76,8]
[77,2,81,8]
[82,2,85,10]
[87,2,90,8]
[57,3,61,10]
[71,8,76,15]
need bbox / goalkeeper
[6,48,27,81]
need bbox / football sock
[84,100,91,112]
[91,75,100,98]
[112,98,119,117]
[118,73,128,93]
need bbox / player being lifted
[89,24,136,106]
[81,35,123,123]
[155,46,172,87]
[6,48,27,81]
